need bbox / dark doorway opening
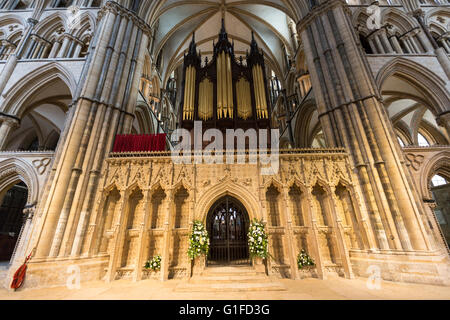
[0,182,27,262]
[207,196,250,265]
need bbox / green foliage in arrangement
[247,219,269,259]
[187,220,210,260]
[144,255,162,271]
[297,250,315,269]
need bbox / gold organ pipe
[221,52,227,118]
[199,80,203,120]
[245,79,251,119]
[252,66,260,118]
[186,66,190,120]
[260,65,268,118]
[237,78,252,120]
[189,66,193,120]
[203,80,207,120]
[204,80,208,120]
[254,64,267,119]
[257,65,263,118]
[191,67,196,120]
[199,78,213,120]
[237,79,242,118]
[226,53,233,118]
[183,66,190,120]
[209,80,213,119]
[217,53,223,119]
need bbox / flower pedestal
[191,255,206,276]
[252,257,266,274]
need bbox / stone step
[175,281,286,292]
[189,275,270,284]
[175,265,286,292]
[201,266,261,276]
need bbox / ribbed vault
[141,0,301,84]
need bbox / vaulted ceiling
[147,0,299,84]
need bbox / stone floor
[1,275,450,300]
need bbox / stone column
[372,34,384,54]
[31,39,42,59]
[412,9,450,79]
[105,189,127,282]
[389,35,403,54]
[56,35,71,58]
[404,36,415,53]
[416,30,433,53]
[0,115,19,149]
[72,42,82,58]
[48,41,62,58]
[439,38,450,53]
[133,188,151,282]
[41,43,51,59]
[281,187,299,279]
[305,186,326,279]
[297,0,431,252]
[327,186,354,279]
[409,34,421,53]
[367,37,378,54]
[0,18,37,95]
[32,1,151,260]
[379,28,394,53]
[161,189,174,281]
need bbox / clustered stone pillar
[297,0,431,253]
[0,115,19,150]
[412,9,450,79]
[0,18,38,95]
[32,1,150,261]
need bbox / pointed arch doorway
[206,196,250,265]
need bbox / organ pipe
[253,64,268,119]
[236,77,252,120]
[183,65,196,120]
[199,78,213,120]
[217,51,233,119]
[181,23,271,128]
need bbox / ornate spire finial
[188,32,196,55]
[250,31,259,53]
[219,18,228,40]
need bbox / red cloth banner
[112,134,166,152]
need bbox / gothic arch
[34,11,68,38]
[195,181,261,224]
[421,152,450,199]
[376,57,450,116]
[134,102,155,134]
[71,11,96,37]
[423,7,450,26]
[0,158,39,205]
[381,7,419,34]
[0,13,26,27]
[293,99,319,148]
[2,62,76,117]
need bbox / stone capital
[98,1,152,37]
[27,18,38,26]
[23,206,36,220]
[296,0,347,34]
[412,9,425,20]
[436,112,450,127]
[0,115,20,128]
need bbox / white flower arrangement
[297,250,315,269]
[144,254,162,271]
[247,219,269,259]
[188,220,210,260]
